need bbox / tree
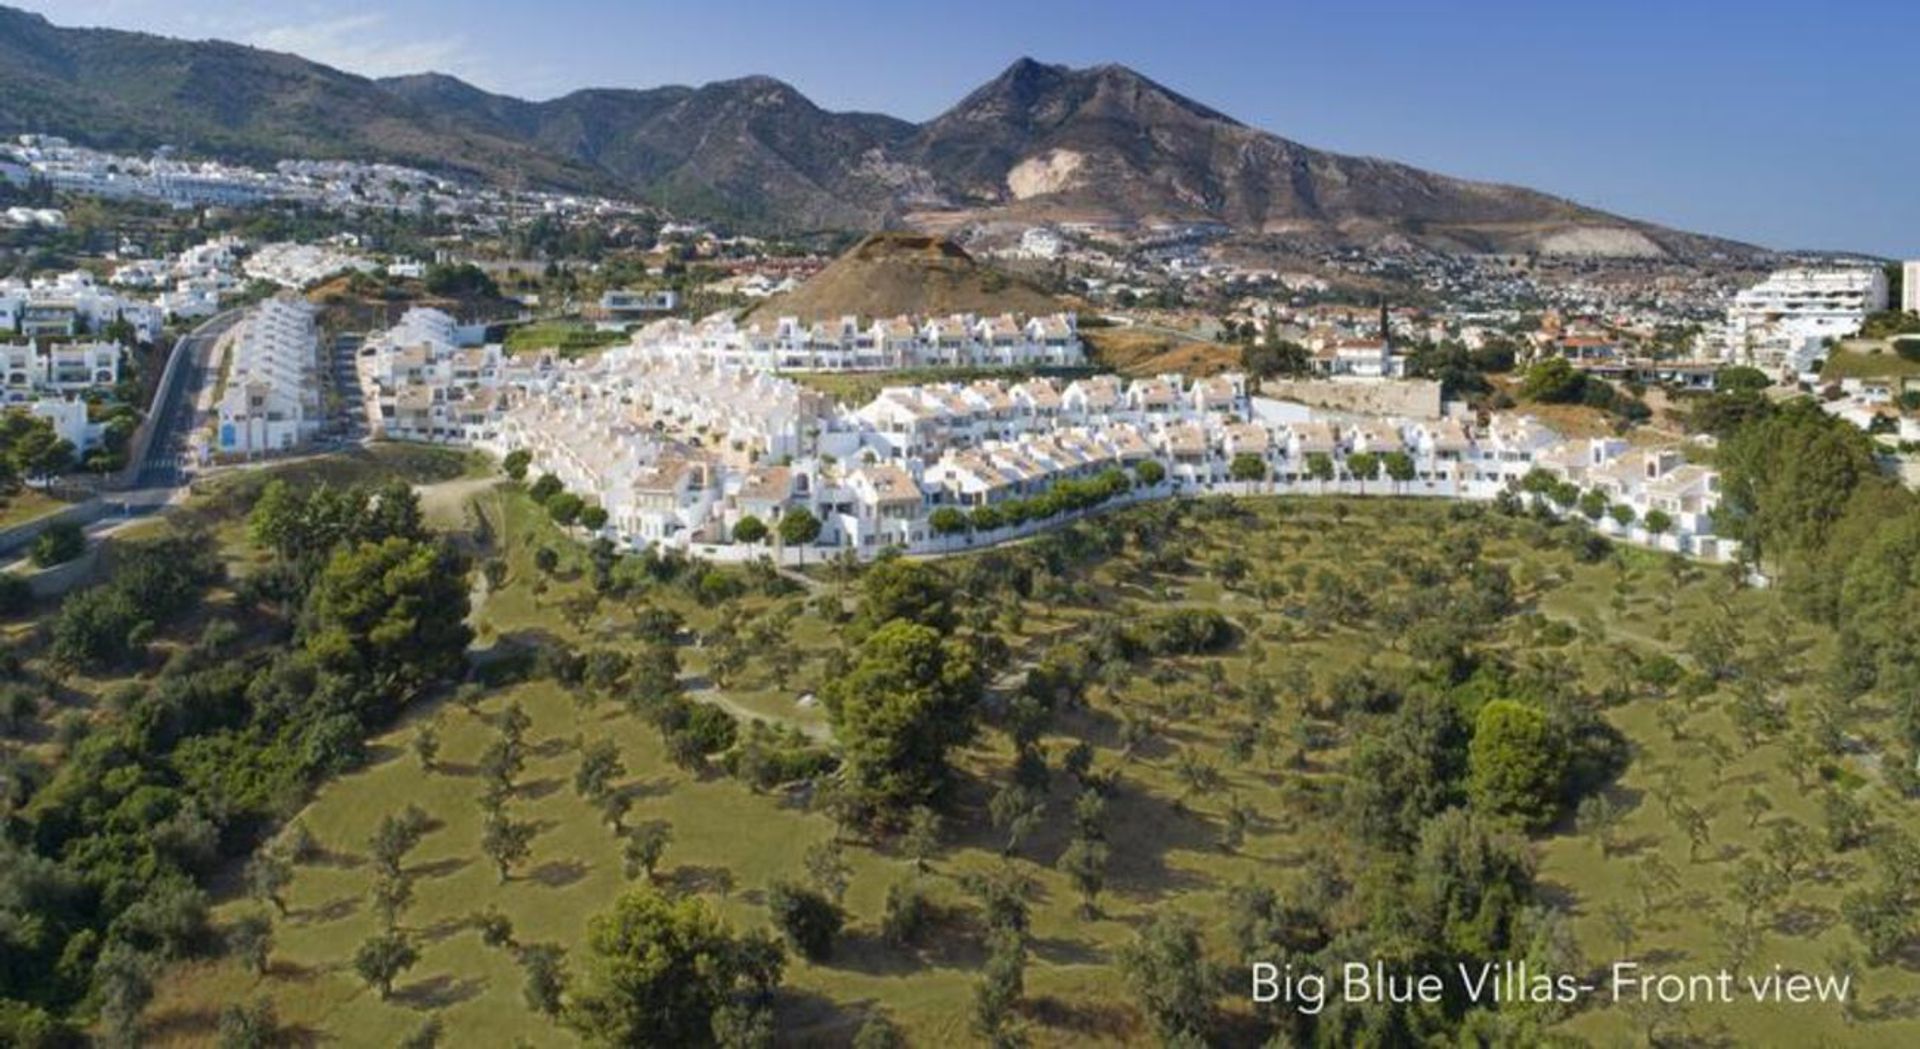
[973,928,1026,1044]
[625,821,672,881]
[928,506,969,542]
[303,537,472,715]
[1468,699,1568,831]
[226,910,274,975]
[1520,357,1586,403]
[777,507,823,561]
[575,739,626,802]
[564,885,778,1047]
[579,504,609,531]
[1305,452,1335,490]
[732,515,769,545]
[411,723,439,771]
[1119,912,1215,1043]
[767,880,843,960]
[29,522,84,568]
[902,805,942,872]
[1643,509,1673,536]
[1383,450,1417,492]
[1229,453,1267,484]
[1346,452,1379,494]
[1576,794,1621,856]
[503,448,532,481]
[95,943,156,1048]
[482,812,537,882]
[370,872,415,930]
[823,621,981,820]
[521,943,568,1016]
[529,472,564,504]
[548,492,585,526]
[803,839,852,904]
[1134,459,1166,488]
[216,997,279,1049]
[1059,835,1110,917]
[246,851,293,914]
[477,908,515,948]
[989,782,1046,857]
[353,931,419,999]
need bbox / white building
[0,341,122,398]
[1904,260,1920,315]
[217,298,321,456]
[600,289,681,322]
[631,311,1084,372]
[1724,267,1888,374]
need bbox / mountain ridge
[0,6,1760,257]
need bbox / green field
[84,482,1911,1047]
[502,323,628,359]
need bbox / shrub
[30,522,85,568]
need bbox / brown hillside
[751,231,1063,321]
[1081,326,1242,377]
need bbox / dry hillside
[750,232,1062,321]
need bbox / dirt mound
[752,232,1062,322]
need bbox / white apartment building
[217,298,321,456]
[1,340,122,399]
[1724,267,1888,374]
[1903,260,1920,315]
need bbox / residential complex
[1717,266,1888,375]
[357,307,1737,563]
[216,298,322,457]
[630,311,1084,371]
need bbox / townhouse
[216,297,321,456]
[630,310,1084,371]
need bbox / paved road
[133,310,243,491]
[325,331,368,442]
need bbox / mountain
[0,6,603,191]
[0,6,1758,257]
[751,231,1063,321]
[898,60,1672,254]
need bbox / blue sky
[19,1,1917,256]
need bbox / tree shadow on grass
[516,776,564,801]
[528,859,590,889]
[664,864,736,898]
[416,915,471,946]
[1028,933,1106,967]
[363,741,405,766]
[768,987,867,1044]
[141,1006,219,1044]
[408,856,471,880]
[1021,995,1138,1043]
[393,972,486,1010]
[1771,903,1834,939]
[298,895,360,925]
[530,736,573,759]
